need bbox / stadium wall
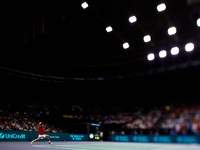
[111,135,200,144]
[0,131,100,141]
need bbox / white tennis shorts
[39,135,47,138]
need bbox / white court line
[152,145,200,150]
[32,143,200,150]
[33,145,113,150]
[33,145,121,150]
[32,145,83,150]
[153,147,179,150]
[55,145,118,150]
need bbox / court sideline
[1,142,200,150]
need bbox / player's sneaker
[49,141,53,145]
[30,142,33,145]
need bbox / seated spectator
[0,123,4,130]
[170,129,176,135]
[133,130,138,135]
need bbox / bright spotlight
[147,53,155,61]
[123,42,130,49]
[144,35,151,43]
[81,2,89,9]
[185,43,194,52]
[168,27,177,35]
[157,3,166,12]
[129,16,137,23]
[159,50,167,58]
[106,26,113,33]
[197,18,200,27]
[171,47,179,55]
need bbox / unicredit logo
[0,133,5,139]
[0,133,26,139]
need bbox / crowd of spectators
[126,109,162,129]
[103,112,133,124]
[0,98,106,134]
[103,108,162,129]
[0,98,73,133]
[103,105,200,135]
[0,97,200,136]
[160,105,200,135]
[0,110,64,133]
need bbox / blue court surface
[1,142,200,150]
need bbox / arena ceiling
[1,0,200,80]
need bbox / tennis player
[30,122,52,145]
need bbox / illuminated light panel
[157,3,166,12]
[147,53,155,61]
[197,18,200,27]
[106,26,113,33]
[81,2,89,9]
[144,35,151,43]
[171,47,179,55]
[168,27,177,35]
[129,16,137,23]
[123,42,130,49]
[185,43,194,52]
[159,50,167,58]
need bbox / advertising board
[0,131,89,141]
[111,135,200,144]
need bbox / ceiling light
[157,3,166,12]
[81,2,89,9]
[197,18,200,27]
[147,53,155,61]
[171,47,179,55]
[185,43,194,52]
[159,50,167,58]
[129,16,137,23]
[106,26,113,33]
[123,42,130,49]
[144,35,151,43]
[168,27,177,35]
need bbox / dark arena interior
[1,0,200,150]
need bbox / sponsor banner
[0,132,26,140]
[111,135,200,144]
[0,131,89,141]
[69,134,88,141]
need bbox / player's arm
[39,122,42,127]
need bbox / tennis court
[1,142,200,150]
